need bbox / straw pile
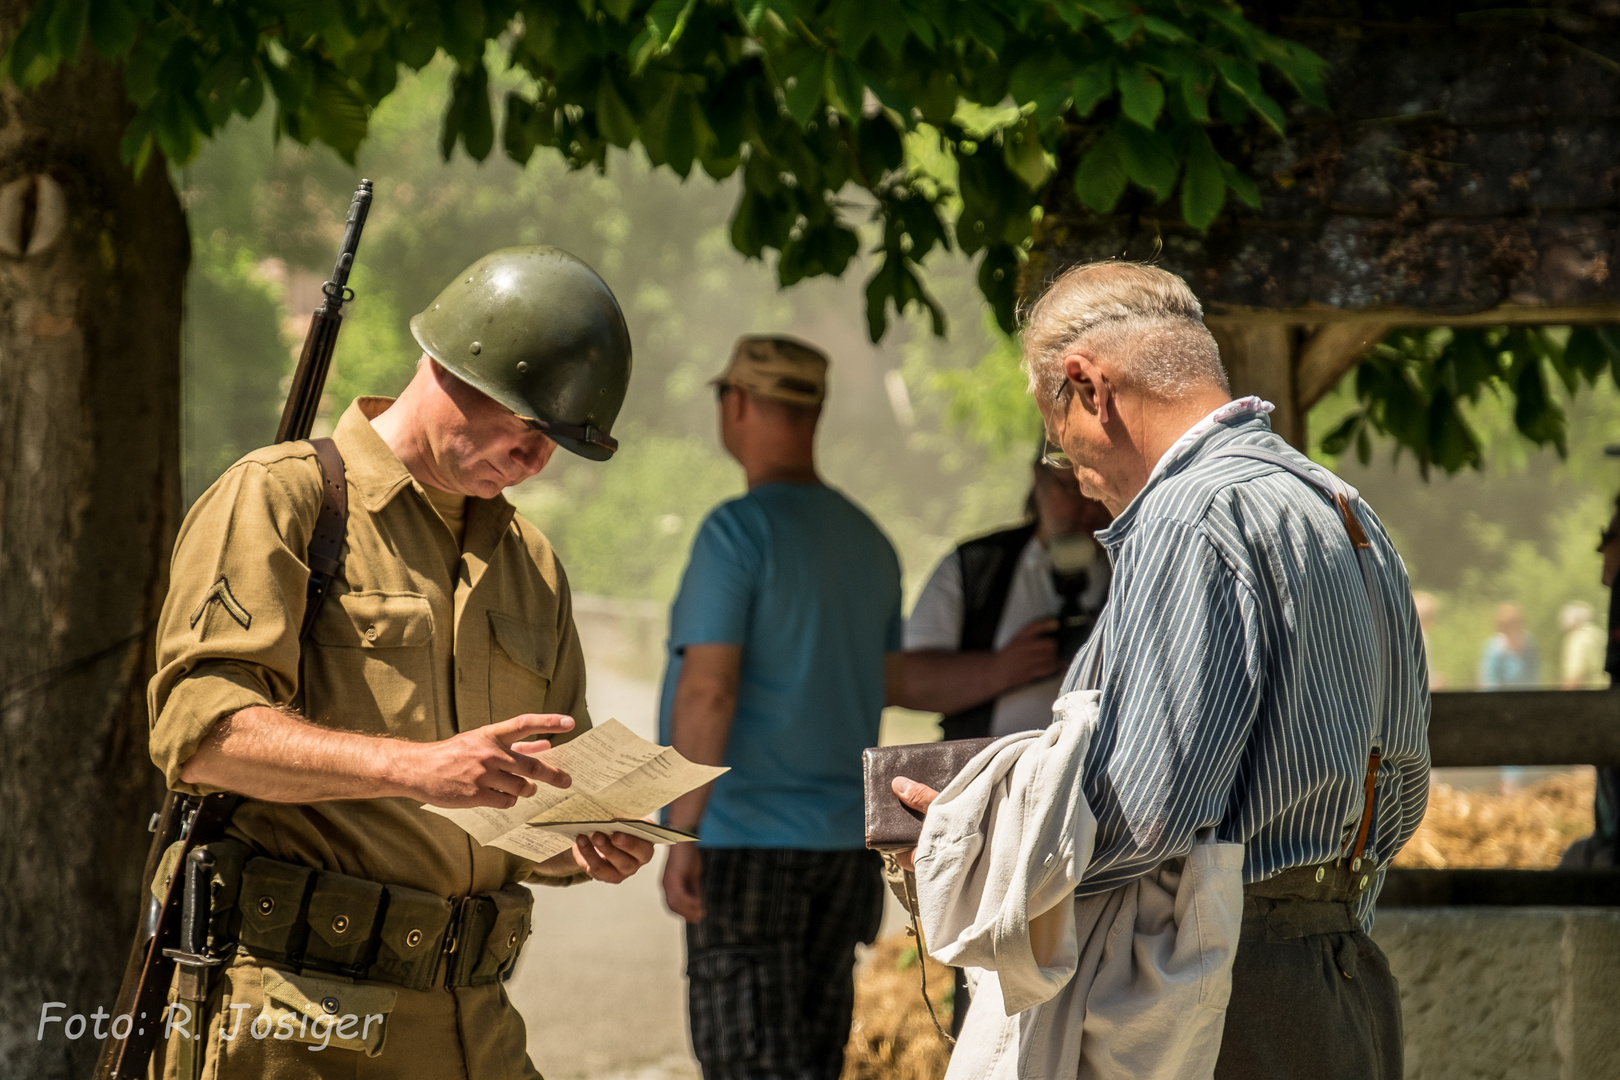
[843,771,1598,1077]
[841,932,953,1080]
[1393,770,1595,869]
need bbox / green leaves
[776,45,828,127]
[1074,128,1127,212]
[1114,61,1163,128]
[442,62,492,161]
[1325,326,1620,476]
[3,0,1329,343]
[1180,129,1225,229]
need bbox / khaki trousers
[151,955,539,1080]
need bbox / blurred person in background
[1412,590,1445,689]
[1478,602,1539,689]
[1559,601,1607,689]
[888,455,1113,740]
[1479,602,1539,792]
[658,336,901,1080]
[887,454,1111,1032]
[1563,483,1620,868]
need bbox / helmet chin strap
[521,416,619,456]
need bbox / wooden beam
[1380,869,1620,908]
[1206,304,1620,329]
[1294,322,1388,411]
[1428,690,1620,767]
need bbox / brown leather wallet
[863,738,997,851]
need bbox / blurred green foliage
[182,239,288,497]
[7,0,1324,341]
[1322,326,1620,477]
[179,59,1033,605]
[1313,369,1620,690]
[515,427,742,601]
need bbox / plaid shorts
[685,848,885,1080]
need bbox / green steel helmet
[410,246,632,460]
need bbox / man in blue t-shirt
[659,335,901,1080]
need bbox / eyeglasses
[1040,382,1072,469]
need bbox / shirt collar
[333,398,417,513]
[1095,396,1275,546]
[333,397,520,552]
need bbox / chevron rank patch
[190,575,252,631]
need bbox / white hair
[1021,261,1229,402]
[1561,600,1594,632]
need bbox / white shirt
[906,533,1110,736]
[916,691,1244,1080]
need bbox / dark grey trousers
[1214,866,1403,1080]
[685,848,885,1080]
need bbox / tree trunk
[0,14,189,1077]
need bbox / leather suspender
[298,437,349,642]
[1210,445,1386,869]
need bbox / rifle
[94,179,373,1080]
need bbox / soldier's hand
[994,618,1063,690]
[406,713,575,808]
[569,831,655,884]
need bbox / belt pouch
[373,885,454,991]
[237,858,314,964]
[198,839,250,954]
[463,884,534,987]
[303,870,385,975]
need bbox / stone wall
[1033,1,1620,319]
[1374,906,1620,1078]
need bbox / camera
[1048,534,1102,665]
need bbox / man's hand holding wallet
[862,736,997,868]
[888,778,940,869]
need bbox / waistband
[1239,863,1370,941]
[189,844,532,992]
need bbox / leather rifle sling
[300,437,349,641]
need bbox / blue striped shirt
[1065,410,1430,929]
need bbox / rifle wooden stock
[93,179,372,1080]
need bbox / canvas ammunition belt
[184,841,532,991]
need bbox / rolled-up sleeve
[148,456,318,794]
[1077,518,1265,894]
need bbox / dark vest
[939,522,1039,741]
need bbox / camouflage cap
[710,335,828,406]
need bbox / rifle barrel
[274,179,373,444]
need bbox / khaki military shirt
[149,397,593,900]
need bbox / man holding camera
[889,456,1112,740]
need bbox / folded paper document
[532,819,699,845]
[426,719,726,862]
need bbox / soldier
[147,247,652,1079]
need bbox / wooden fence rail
[1389,689,1620,907]
[1427,690,1620,767]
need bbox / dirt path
[509,669,699,1080]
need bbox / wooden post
[1207,322,1303,447]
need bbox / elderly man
[897,262,1429,1077]
[148,247,654,1080]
